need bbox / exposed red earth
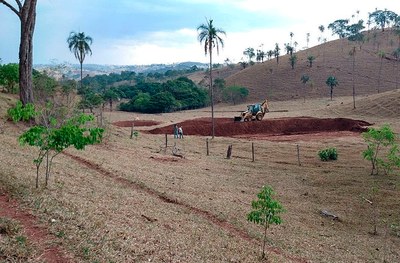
[146,117,372,138]
[0,193,72,263]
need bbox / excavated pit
[147,117,372,138]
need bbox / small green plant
[82,246,91,259]
[131,130,139,139]
[390,223,400,237]
[15,235,27,246]
[318,147,338,161]
[7,101,37,122]
[247,185,284,260]
[19,113,104,188]
[55,230,66,238]
[362,124,400,175]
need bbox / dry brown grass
[0,30,399,262]
[0,88,399,262]
[216,30,400,102]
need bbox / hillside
[1,30,400,263]
[209,30,400,102]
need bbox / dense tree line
[81,66,202,92]
[118,77,208,113]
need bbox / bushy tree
[119,77,208,113]
[79,92,103,113]
[369,9,398,31]
[102,88,119,111]
[248,185,284,260]
[33,70,58,103]
[243,47,255,62]
[213,78,226,102]
[0,63,19,93]
[148,91,178,113]
[328,19,349,39]
[19,113,104,188]
[362,124,400,175]
[222,85,249,105]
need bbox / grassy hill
[0,29,399,263]
[190,29,400,103]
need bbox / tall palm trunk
[209,45,215,139]
[80,62,83,90]
[352,47,356,109]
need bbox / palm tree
[267,50,274,60]
[243,47,255,62]
[289,32,294,46]
[307,55,315,67]
[349,47,357,109]
[197,19,226,139]
[289,55,297,70]
[326,76,339,100]
[67,31,93,90]
[274,43,280,64]
[300,74,310,102]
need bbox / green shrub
[362,124,400,175]
[318,147,338,161]
[7,101,37,122]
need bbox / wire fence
[157,133,331,167]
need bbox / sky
[0,0,399,66]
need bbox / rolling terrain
[0,30,399,263]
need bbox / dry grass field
[0,30,400,263]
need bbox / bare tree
[0,0,37,105]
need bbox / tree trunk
[352,50,356,109]
[378,58,383,93]
[80,61,83,90]
[209,47,215,139]
[330,87,333,100]
[262,221,269,259]
[18,0,37,105]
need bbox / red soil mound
[113,120,160,127]
[148,117,372,137]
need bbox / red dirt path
[148,117,372,137]
[0,193,72,263]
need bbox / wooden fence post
[130,123,135,139]
[206,138,209,156]
[227,145,232,159]
[252,142,255,162]
[297,144,301,166]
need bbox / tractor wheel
[256,112,264,121]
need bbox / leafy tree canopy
[119,76,208,113]
[222,85,249,105]
[0,63,19,93]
